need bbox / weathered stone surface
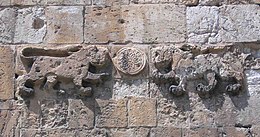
[77,128,111,137]
[150,127,181,137]
[93,0,129,6]
[84,6,125,43]
[187,6,221,44]
[15,45,110,100]
[219,127,249,137]
[41,99,68,128]
[157,98,190,128]
[20,129,47,137]
[68,99,94,129]
[85,5,186,43]
[45,0,91,5]
[0,8,16,43]
[110,128,150,137]
[199,0,251,5]
[252,0,260,4]
[14,7,46,44]
[113,79,149,99]
[0,0,10,6]
[0,46,14,100]
[1,105,20,137]
[131,0,198,5]
[129,98,156,127]
[95,99,127,128]
[45,6,83,43]
[122,5,186,43]
[219,5,260,42]
[47,129,77,137]
[11,0,44,5]
[183,128,220,137]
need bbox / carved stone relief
[16,45,111,100]
[150,44,253,97]
[113,47,147,75]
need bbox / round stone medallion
[114,47,146,75]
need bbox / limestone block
[131,0,198,5]
[41,99,68,128]
[150,127,182,137]
[110,128,150,137]
[20,129,47,137]
[14,7,46,44]
[128,98,156,127]
[219,5,260,42]
[219,127,249,137]
[11,0,44,5]
[157,98,190,128]
[0,8,16,43]
[77,128,111,137]
[95,99,127,128]
[45,0,91,5]
[67,99,94,129]
[45,6,83,43]
[183,128,220,137]
[84,6,125,43]
[84,5,186,44]
[199,0,251,5]
[252,0,260,4]
[113,79,149,99]
[47,129,77,137]
[0,0,10,6]
[0,46,14,100]
[187,6,221,44]
[93,0,129,6]
[122,5,186,43]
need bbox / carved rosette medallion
[113,47,147,75]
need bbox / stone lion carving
[16,45,110,100]
[151,45,248,97]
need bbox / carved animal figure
[151,45,248,97]
[16,45,110,99]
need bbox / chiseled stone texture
[0,8,16,44]
[110,128,150,137]
[45,6,83,44]
[85,5,186,44]
[0,0,10,6]
[67,99,94,129]
[122,4,186,43]
[187,6,221,44]
[0,46,14,100]
[113,79,149,99]
[11,0,44,5]
[219,127,249,137]
[129,98,157,127]
[183,128,220,137]
[131,0,198,5]
[199,0,252,5]
[150,127,182,137]
[219,5,260,43]
[93,0,129,6]
[95,99,127,128]
[14,7,46,44]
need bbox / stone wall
[0,0,260,136]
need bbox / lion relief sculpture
[151,45,248,97]
[16,45,110,100]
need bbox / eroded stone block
[45,6,83,43]
[77,128,111,137]
[113,79,149,99]
[110,128,150,137]
[219,127,249,137]
[150,127,181,137]
[0,46,14,100]
[220,5,260,42]
[14,7,46,44]
[183,128,220,137]
[84,6,125,43]
[122,5,186,43]
[68,99,94,129]
[11,0,44,5]
[187,6,221,44]
[128,98,156,127]
[0,8,16,44]
[93,0,129,6]
[95,99,127,128]
[0,0,10,6]
[131,0,198,5]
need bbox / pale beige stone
[183,128,219,137]
[129,98,157,127]
[110,128,150,137]
[0,46,14,100]
[45,6,83,43]
[0,8,16,43]
[150,127,182,137]
[11,0,44,5]
[95,99,127,128]
[0,0,10,6]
